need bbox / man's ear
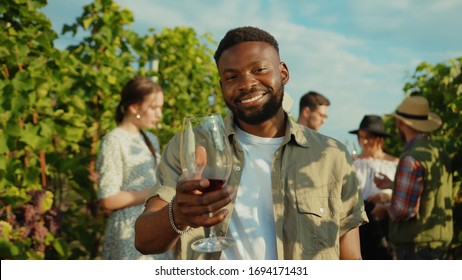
[280,61,290,85]
[302,107,311,118]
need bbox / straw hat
[392,96,442,132]
[349,115,390,137]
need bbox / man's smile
[239,93,266,104]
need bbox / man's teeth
[241,94,263,104]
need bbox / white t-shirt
[221,126,284,260]
[353,157,398,200]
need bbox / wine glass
[351,142,358,157]
[180,114,235,252]
[345,140,359,158]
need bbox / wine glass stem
[208,227,217,239]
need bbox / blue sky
[42,0,462,148]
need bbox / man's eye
[225,75,237,81]
[254,67,266,74]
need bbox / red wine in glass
[181,114,234,252]
[203,179,225,193]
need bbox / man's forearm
[134,199,180,254]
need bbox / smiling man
[134,26,368,260]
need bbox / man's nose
[237,73,258,91]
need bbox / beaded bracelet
[168,195,193,235]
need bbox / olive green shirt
[152,113,368,259]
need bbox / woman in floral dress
[96,76,172,260]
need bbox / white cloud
[348,0,462,50]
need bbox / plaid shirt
[388,134,426,222]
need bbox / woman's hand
[374,172,393,190]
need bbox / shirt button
[319,208,324,214]
[235,166,241,171]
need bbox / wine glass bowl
[180,114,235,252]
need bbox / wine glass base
[191,236,236,253]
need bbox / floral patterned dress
[96,127,173,260]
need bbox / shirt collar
[224,112,309,148]
[404,133,429,151]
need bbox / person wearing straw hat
[371,96,453,260]
[349,115,399,259]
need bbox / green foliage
[144,27,224,146]
[1,0,65,259]
[384,57,462,259]
[1,0,225,259]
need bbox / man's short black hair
[214,26,279,64]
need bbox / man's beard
[226,85,284,125]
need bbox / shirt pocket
[295,184,342,256]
